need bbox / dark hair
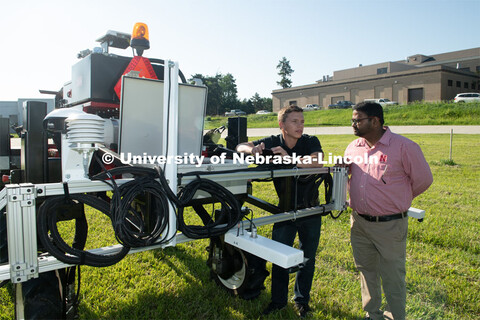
[353,102,384,125]
[278,105,303,122]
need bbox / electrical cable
[91,163,177,248]
[176,177,243,239]
[92,162,244,240]
[110,174,170,247]
[37,194,130,267]
[148,58,187,83]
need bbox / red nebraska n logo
[379,155,388,162]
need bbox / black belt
[357,211,408,222]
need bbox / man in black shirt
[236,105,324,317]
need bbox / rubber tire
[209,240,269,300]
[16,271,64,320]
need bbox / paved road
[9,126,480,149]
[215,125,480,138]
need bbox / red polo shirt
[344,127,433,216]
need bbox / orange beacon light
[130,23,150,56]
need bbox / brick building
[272,47,480,111]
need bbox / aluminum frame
[0,166,348,282]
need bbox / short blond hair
[278,105,303,122]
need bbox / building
[272,47,480,111]
[0,99,54,133]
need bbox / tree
[189,73,271,116]
[250,93,272,113]
[251,93,263,112]
[189,73,222,115]
[276,57,294,89]
[219,73,240,115]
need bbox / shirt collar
[377,126,392,146]
[280,133,299,151]
[354,126,392,148]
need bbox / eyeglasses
[351,117,371,125]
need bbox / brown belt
[357,211,408,222]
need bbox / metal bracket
[5,183,39,283]
[332,167,348,211]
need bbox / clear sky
[1,0,478,101]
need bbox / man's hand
[251,142,265,155]
[271,146,288,156]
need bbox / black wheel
[215,247,248,292]
[16,271,64,320]
[13,267,81,320]
[207,237,269,300]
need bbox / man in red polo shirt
[344,102,433,320]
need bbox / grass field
[204,102,480,129]
[1,133,479,319]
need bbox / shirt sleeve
[401,141,433,198]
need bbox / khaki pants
[350,211,408,320]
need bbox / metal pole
[163,60,179,246]
[449,129,453,161]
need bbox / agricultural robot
[0,23,354,319]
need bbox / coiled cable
[37,194,130,267]
[92,163,243,241]
[110,174,170,247]
[176,177,243,239]
[91,164,176,247]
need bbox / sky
[1,0,479,101]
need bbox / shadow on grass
[76,244,360,320]
[80,284,360,320]
[152,245,211,284]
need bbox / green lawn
[1,133,479,319]
[205,102,480,129]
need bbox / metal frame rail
[0,166,349,283]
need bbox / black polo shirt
[253,134,323,210]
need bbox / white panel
[119,77,164,157]
[119,76,207,157]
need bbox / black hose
[93,164,243,241]
[110,175,170,247]
[92,165,177,247]
[177,177,243,239]
[37,194,130,267]
[148,58,187,83]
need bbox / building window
[476,66,480,72]
[289,100,297,106]
[448,80,453,86]
[456,81,461,88]
[377,67,388,75]
[464,82,469,89]
[473,82,477,90]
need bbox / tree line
[189,56,294,116]
[189,73,273,116]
